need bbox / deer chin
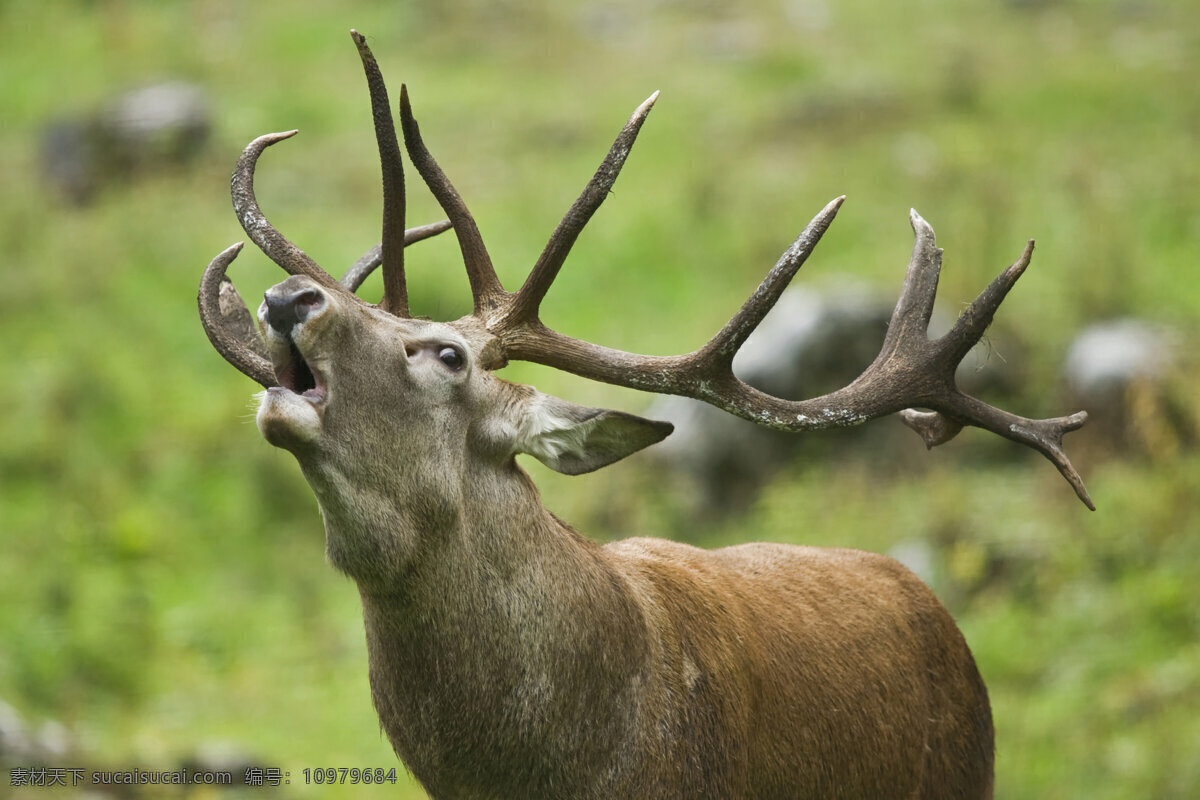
[257,386,324,448]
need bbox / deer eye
[437,346,464,371]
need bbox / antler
[198,31,450,388]
[200,30,1091,506]
[350,29,409,316]
[398,88,1093,509]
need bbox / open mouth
[272,337,327,402]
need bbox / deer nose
[263,287,324,334]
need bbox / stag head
[199,31,1093,546]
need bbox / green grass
[1,0,1198,797]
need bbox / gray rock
[41,81,212,204]
[1065,318,1173,401]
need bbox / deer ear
[516,393,674,476]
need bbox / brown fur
[253,275,993,799]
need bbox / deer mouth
[271,337,327,403]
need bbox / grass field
[1,0,1197,797]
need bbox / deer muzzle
[255,279,327,448]
[263,284,326,335]
[258,278,330,412]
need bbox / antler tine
[232,131,339,289]
[198,242,276,388]
[901,402,1094,509]
[351,29,409,316]
[342,219,454,292]
[698,196,845,368]
[882,210,944,353]
[939,238,1034,365]
[399,85,506,315]
[502,92,660,329]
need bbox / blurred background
[1,0,1197,797]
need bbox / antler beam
[489,196,1094,508]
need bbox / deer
[198,31,1092,800]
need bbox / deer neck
[333,462,652,793]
